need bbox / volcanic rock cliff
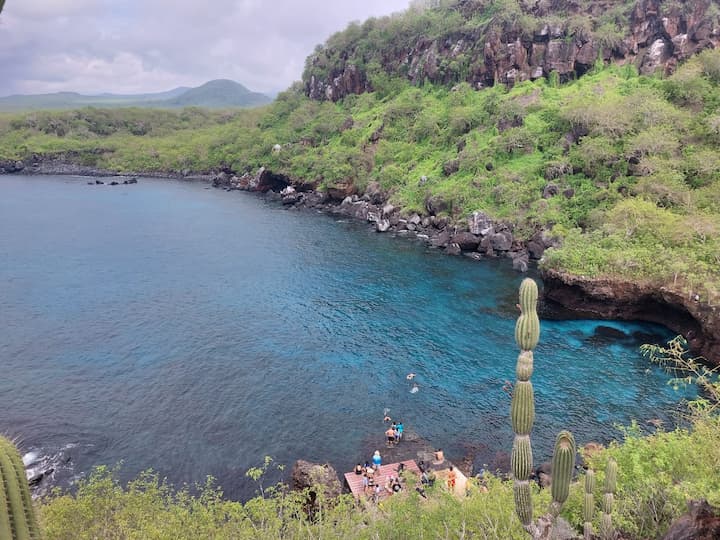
[304,0,720,101]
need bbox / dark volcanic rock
[542,268,720,366]
[291,460,342,499]
[304,0,720,102]
[662,500,720,540]
[451,232,480,251]
[425,195,448,215]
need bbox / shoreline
[3,162,718,364]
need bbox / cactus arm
[0,437,40,540]
[600,458,617,540]
[549,430,576,517]
[583,469,595,540]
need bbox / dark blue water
[0,175,691,498]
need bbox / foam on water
[0,175,694,499]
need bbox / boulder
[382,203,396,217]
[408,213,422,226]
[445,243,462,256]
[662,500,720,540]
[425,195,448,215]
[291,460,342,499]
[468,211,492,235]
[432,216,449,229]
[451,232,480,251]
[512,254,529,273]
[430,229,451,248]
[442,159,460,176]
[542,184,560,199]
[376,219,391,232]
[491,231,513,251]
[364,181,385,205]
[326,182,357,201]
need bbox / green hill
[164,79,271,108]
[0,80,270,111]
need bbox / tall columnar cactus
[600,458,617,540]
[0,436,40,540]
[510,278,577,540]
[583,469,596,540]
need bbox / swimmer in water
[406,373,416,380]
[410,383,419,394]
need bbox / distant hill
[164,80,271,108]
[0,80,271,111]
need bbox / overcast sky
[0,0,410,97]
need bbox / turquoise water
[0,175,691,498]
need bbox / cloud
[0,0,410,96]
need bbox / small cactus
[600,458,617,540]
[550,431,576,515]
[583,469,595,540]
[0,436,41,540]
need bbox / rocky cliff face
[542,268,720,366]
[305,0,720,101]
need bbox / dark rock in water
[0,159,25,174]
[512,256,529,273]
[128,177,138,184]
[446,243,462,256]
[430,229,451,248]
[95,180,104,185]
[87,182,94,185]
[593,326,628,341]
[27,467,54,487]
[110,181,119,186]
[376,219,391,232]
[662,500,720,540]
[291,460,342,499]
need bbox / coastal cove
[0,174,694,500]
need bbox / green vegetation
[0,436,41,540]
[3,52,720,301]
[35,356,720,539]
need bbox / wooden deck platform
[344,460,422,500]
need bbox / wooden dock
[344,460,422,500]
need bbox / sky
[0,0,410,97]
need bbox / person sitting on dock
[433,448,445,464]
[392,476,402,493]
[385,475,395,495]
[372,450,382,469]
[354,463,363,475]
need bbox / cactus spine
[583,469,595,540]
[510,279,578,539]
[0,436,40,540]
[511,278,539,526]
[600,458,617,540]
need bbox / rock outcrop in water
[304,0,720,101]
[290,460,342,499]
[542,268,720,367]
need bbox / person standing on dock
[372,450,382,470]
[447,466,457,491]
